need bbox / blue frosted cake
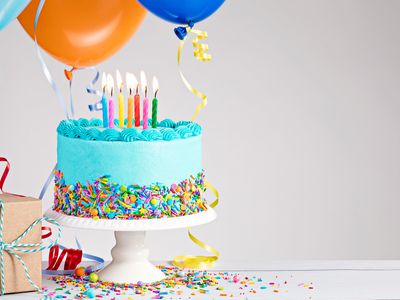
[53,118,208,220]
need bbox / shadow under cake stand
[45,207,216,283]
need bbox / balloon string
[34,0,70,119]
[64,67,102,113]
[175,27,219,269]
[172,179,220,269]
[34,0,102,119]
[177,27,211,121]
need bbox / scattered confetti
[43,265,315,299]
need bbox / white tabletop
[2,261,400,300]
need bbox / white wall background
[1,0,400,262]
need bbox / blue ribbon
[42,238,105,276]
[34,0,102,120]
[34,0,70,119]
[38,169,105,276]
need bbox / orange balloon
[18,0,146,67]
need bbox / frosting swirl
[86,128,101,140]
[175,120,191,127]
[58,120,76,138]
[57,118,202,142]
[89,118,102,127]
[100,129,121,141]
[187,122,202,135]
[121,128,142,142]
[175,125,193,138]
[141,128,163,141]
[160,128,180,141]
[73,126,88,139]
[158,119,175,128]
[78,118,90,127]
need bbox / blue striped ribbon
[0,198,61,295]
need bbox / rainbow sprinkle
[53,171,208,220]
[43,266,315,299]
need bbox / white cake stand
[44,207,216,283]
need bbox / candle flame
[140,71,147,97]
[152,76,159,97]
[101,72,107,93]
[107,73,114,96]
[116,69,123,92]
[126,72,138,95]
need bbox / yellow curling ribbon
[172,179,220,269]
[175,26,220,269]
[177,27,211,121]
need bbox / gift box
[0,193,42,294]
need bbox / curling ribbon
[34,0,70,119]
[172,179,220,269]
[43,238,105,276]
[35,0,102,120]
[64,66,102,113]
[177,26,211,121]
[47,245,82,271]
[0,158,10,193]
[175,25,220,269]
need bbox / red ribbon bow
[0,157,55,240]
[47,245,83,271]
[0,158,10,194]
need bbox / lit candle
[134,75,140,127]
[107,74,115,128]
[141,71,149,129]
[116,70,124,127]
[101,72,108,128]
[126,72,137,128]
[152,76,159,128]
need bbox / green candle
[152,76,159,128]
[152,97,158,128]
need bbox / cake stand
[44,207,216,283]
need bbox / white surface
[44,207,216,231]
[2,0,400,261]
[44,208,215,283]
[99,231,165,283]
[1,261,400,299]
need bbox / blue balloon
[137,0,225,25]
[0,0,31,30]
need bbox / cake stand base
[99,231,165,283]
[45,207,216,283]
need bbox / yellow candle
[127,95,133,128]
[116,70,124,127]
[118,92,124,127]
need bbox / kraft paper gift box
[0,193,42,294]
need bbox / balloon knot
[64,68,75,81]
[174,21,194,40]
[174,26,187,40]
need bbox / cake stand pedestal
[45,207,216,283]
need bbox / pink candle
[143,93,149,129]
[107,74,115,128]
[140,71,148,129]
[108,98,114,128]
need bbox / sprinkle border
[53,170,208,220]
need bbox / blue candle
[102,93,108,128]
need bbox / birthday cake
[53,118,208,220]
